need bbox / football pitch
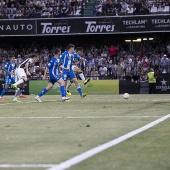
[0,95,170,170]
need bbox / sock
[13,89,21,100]
[79,72,85,81]
[66,81,72,91]
[38,88,48,97]
[14,79,24,86]
[0,88,7,97]
[77,87,82,96]
[60,86,66,97]
[19,90,22,96]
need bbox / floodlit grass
[0,95,170,170]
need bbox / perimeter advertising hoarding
[156,78,170,94]
[0,20,36,35]
[121,15,170,32]
[29,80,119,95]
[0,81,29,95]
[37,17,121,35]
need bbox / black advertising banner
[0,20,36,35]
[121,15,170,32]
[156,78,170,94]
[37,17,121,35]
[0,81,29,95]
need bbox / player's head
[31,54,38,62]
[76,47,83,55]
[67,44,75,54]
[54,48,61,57]
[9,55,15,62]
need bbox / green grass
[0,95,170,170]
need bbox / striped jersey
[18,58,33,69]
[47,57,59,76]
[60,51,80,71]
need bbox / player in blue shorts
[35,48,69,102]
[0,55,16,100]
[66,47,90,96]
[60,44,87,98]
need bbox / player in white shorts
[66,47,90,95]
[11,54,38,102]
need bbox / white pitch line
[0,116,161,119]
[0,164,56,168]
[47,114,170,170]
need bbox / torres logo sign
[85,20,116,33]
[41,22,71,34]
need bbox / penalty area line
[47,113,170,170]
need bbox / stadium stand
[0,0,169,18]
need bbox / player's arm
[42,67,48,80]
[60,65,70,71]
[74,53,87,62]
[25,63,30,75]
[2,68,15,75]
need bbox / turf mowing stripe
[47,114,170,170]
[0,116,161,119]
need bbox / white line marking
[0,164,55,168]
[0,116,161,119]
[47,114,170,170]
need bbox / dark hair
[31,54,37,58]
[67,44,75,50]
[76,47,83,51]
[10,55,15,58]
[54,48,61,54]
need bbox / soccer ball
[123,93,129,99]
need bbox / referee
[147,68,156,94]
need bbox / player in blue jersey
[60,44,87,98]
[35,48,69,102]
[66,47,90,96]
[0,55,16,100]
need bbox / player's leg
[12,68,27,90]
[66,80,73,95]
[71,78,87,98]
[35,82,53,102]
[74,66,90,85]
[0,76,11,100]
[57,78,70,101]
[0,84,9,100]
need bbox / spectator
[132,62,140,83]
[114,0,121,16]
[91,68,99,80]
[59,4,69,17]
[106,56,113,79]
[108,45,117,60]
[115,61,124,80]
[99,63,107,79]
[93,3,102,16]
[8,12,15,19]
[160,54,169,73]
[124,63,132,81]
[121,0,128,15]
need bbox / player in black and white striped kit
[12,55,38,102]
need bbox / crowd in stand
[0,0,169,19]
[0,0,85,19]
[0,41,170,82]
[94,0,170,16]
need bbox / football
[123,93,129,99]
